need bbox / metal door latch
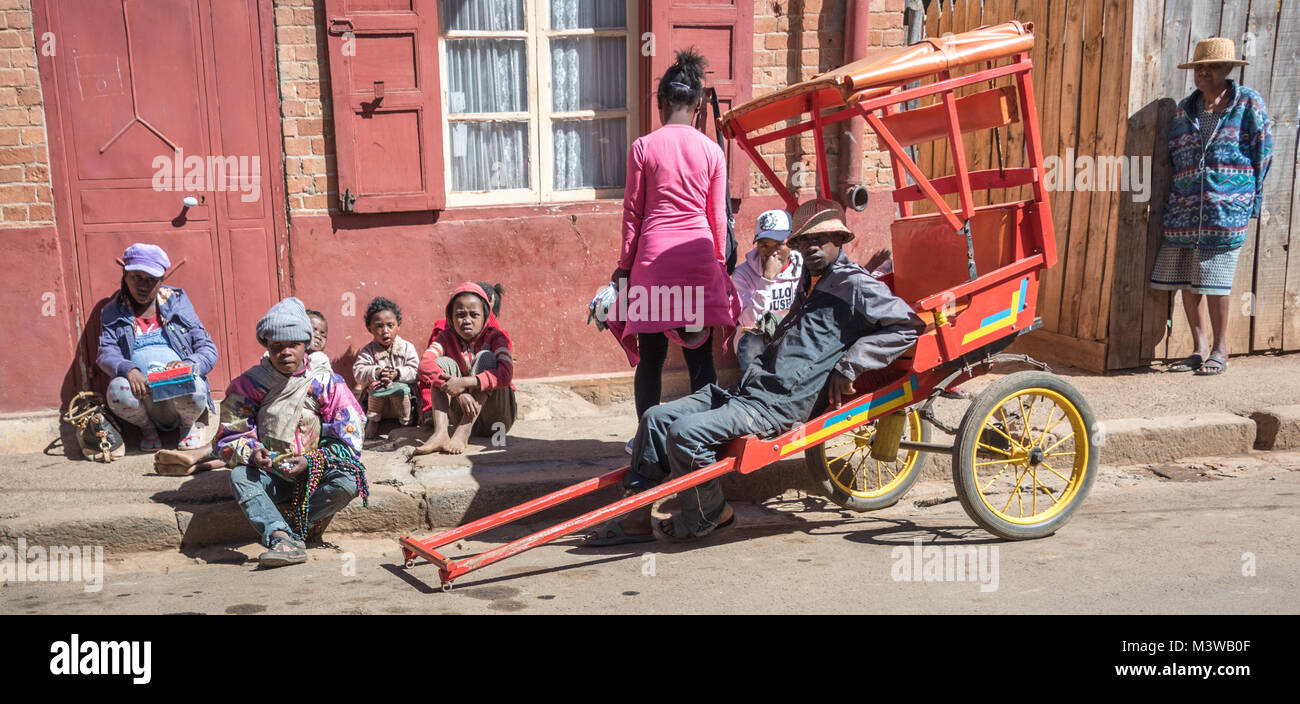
[961,218,976,281]
[340,189,356,212]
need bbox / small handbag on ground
[64,391,126,463]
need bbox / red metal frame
[399,44,1059,591]
[400,366,951,588]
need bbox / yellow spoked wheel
[805,409,929,512]
[952,371,1097,540]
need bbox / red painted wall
[1,191,895,414]
[0,226,80,413]
[287,193,896,385]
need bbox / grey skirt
[1149,244,1242,296]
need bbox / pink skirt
[607,228,740,365]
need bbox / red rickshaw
[399,21,1097,591]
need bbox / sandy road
[3,452,1297,615]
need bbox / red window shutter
[647,0,754,197]
[323,0,445,212]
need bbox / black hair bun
[673,48,707,83]
[657,46,708,111]
[475,281,504,317]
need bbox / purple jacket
[96,286,219,391]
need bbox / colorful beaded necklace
[288,440,370,536]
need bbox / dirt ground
[6,450,1298,615]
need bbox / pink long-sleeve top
[619,124,728,271]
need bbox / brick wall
[273,0,335,215]
[750,0,906,198]
[0,0,52,226]
[271,0,907,216]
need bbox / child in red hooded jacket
[411,282,516,455]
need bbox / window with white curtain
[439,0,635,205]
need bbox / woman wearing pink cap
[97,243,219,452]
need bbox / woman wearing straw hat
[1151,37,1272,376]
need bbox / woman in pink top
[611,49,741,424]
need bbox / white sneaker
[624,438,634,456]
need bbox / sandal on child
[258,536,308,568]
[138,428,162,453]
[1167,354,1204,373]
[1195,354,1227,376]
[177,421,209,450]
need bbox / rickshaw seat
[877,85,1020,148]
[889,202,1022,305]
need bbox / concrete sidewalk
[3,354,1299,554]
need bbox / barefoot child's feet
[443,422,473,454]
[410,430,450,456]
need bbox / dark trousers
[626,384,776,536]
[634,330,716,419]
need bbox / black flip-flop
[658,511,736,543]
[1195,354,1227,376]
[1167,354,1204,372]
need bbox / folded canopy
[719,20,1035,138]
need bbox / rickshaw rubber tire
[804,410,930,512]
[951,371,1098,540]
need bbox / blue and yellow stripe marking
[781,375,918,454]
[961,277,1029,345]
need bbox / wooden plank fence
[918,0,1298,370]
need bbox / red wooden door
[649,0,754,196]
[42,0,283,394]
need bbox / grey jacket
[735,250,925,431]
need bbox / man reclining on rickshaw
[586,199,927,545]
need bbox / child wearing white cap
[730,209,803,368]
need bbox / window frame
[438,0,639,207]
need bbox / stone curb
[0,411,1276,554]
[0,504,181,553]
[1094,413,1256,466]
[1249,405,1300,451]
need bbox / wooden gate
[921,0,1298,370]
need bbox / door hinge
[328,18,355,35]
[340,189,357,212]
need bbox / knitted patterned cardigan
[1162,79,1272,250]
